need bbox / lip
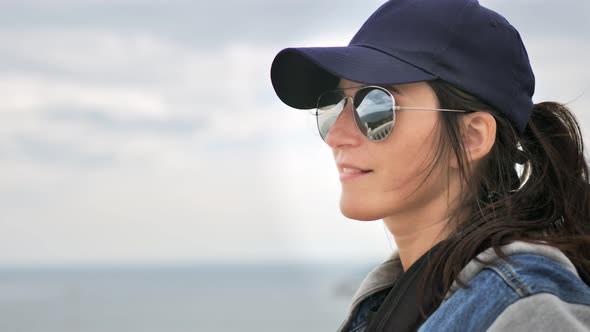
[337,163,373,182]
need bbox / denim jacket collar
[337,241,580,332]
[349,253,402,306]
[445,241,579,300]
[337,252,403,332]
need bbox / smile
[340,168,373,181]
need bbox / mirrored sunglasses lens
[354,88,394,140]
[316,91,345,140]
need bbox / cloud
[0,0,388,49]
[0,0,588,264]
[0,26,305,168]
[524,37,590,126]
[0,73,169,116]
[481,0,590,39]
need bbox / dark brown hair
[420,79,590,315]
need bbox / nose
[325,97,363,148]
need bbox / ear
[450,112,496,169]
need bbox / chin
[339,196,384,222]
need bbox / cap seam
[432,0,475,62]
[351,43,439,78]
[349,0,429,47]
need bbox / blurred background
[0,0,588,331]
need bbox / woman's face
[326,79,451,221]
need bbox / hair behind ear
[417,80,590,318]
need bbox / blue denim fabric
[419,253,590,331]
[347,287,391,332]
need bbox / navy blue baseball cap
[270,0,535,134]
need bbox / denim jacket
[337,242,590,331]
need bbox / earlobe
[462,112,497,162]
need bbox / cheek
[379,113,441,187]
[379,134,438,190]
[339,114,444,220]
[338,155,442,222]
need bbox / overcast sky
[0,0,588,265]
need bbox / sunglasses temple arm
[395,106,467,113]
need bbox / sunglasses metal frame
[315,85,469,142]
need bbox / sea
[0,262,374,332]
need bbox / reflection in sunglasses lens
[317,91,346,140]
[316,87,394,141]
[355,88,394,141]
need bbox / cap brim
[270,45,438,110]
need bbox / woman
[270,0,590,331]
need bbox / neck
[383,182,460,271]
[385,215,449,271]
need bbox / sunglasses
[315,85,468,141]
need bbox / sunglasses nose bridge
[330,93,367,137]
[325,94,361,142]
[342,95,358,123]
[330,95,353,125]
[343,95,353,110]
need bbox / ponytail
[517,102,590,275]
